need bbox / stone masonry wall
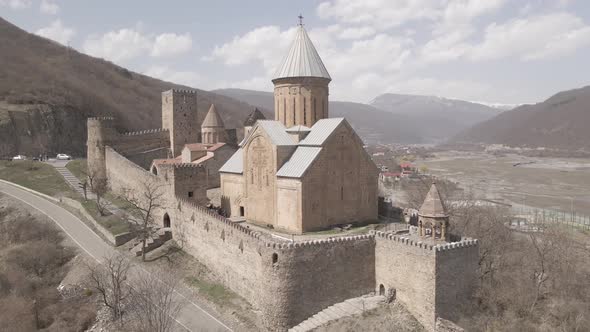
[374,231,479,331]
[435,240,479,324]
[375,232,437,331]
[172,198,376,330]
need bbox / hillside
[451,85,590,150]
[0,17,260,157]
[214,88,424,144]
[369,93,502,140]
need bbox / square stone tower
[162,89,199,156]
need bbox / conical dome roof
[202,104,225,128]
[419,183,448,218]
[244,108,266,126]
[273,25,331,81]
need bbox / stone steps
[131,228,172,256]
[288,294,384,332]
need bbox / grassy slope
[0,160,73,196]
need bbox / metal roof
[286,125,311,132]
[256,120,296,146]
[298,118,344,146]
[276,146,322,178]
[202,104,225,128]
[219,149,243,174]
[273,25,331,81]
[243,108,266,126]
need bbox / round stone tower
[272,24,331,128]
[201,104,226,144]
[87,117,118,181]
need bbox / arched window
[379,284,385,296]
[313,97,317,122]
[272,253,278,264]
[303,97,307,125]
[292,98,296,125]
[163,213,171,228]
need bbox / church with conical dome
[219,23,379,233]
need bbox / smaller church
[219,24,379,233]
[151,103,237,189]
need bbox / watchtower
[87,117,118,181]
[162,89,199,157]
[418,183,450,241]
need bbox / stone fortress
[87,21,479,331]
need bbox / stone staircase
[288,294,384,332]
[54,165,94,198]
[131,228,172,256]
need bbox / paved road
[0,181,233,332]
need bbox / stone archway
[379,284,385,296]
[163,213,171,228]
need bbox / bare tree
[86,253,131,320]
[127,269,184,332]
[120,181,166,261]
[86,168,108,216]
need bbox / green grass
[0,160,75,197]
[65,159,87,180]
[80,199,129,235]
[185,276,238,307]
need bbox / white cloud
[209,26,297,75]
[151,33,193,57]
[40,0,58,14]
[469,13,590,61]
[83,28,151,62]
[83,28,193,63]
[0,0,31,9]
[35,20,75,45]
[317,0,506,32]
[337,26,376,40]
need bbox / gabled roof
[219,149,243,174]
[244,108,266,126]
[254,120,297,146]
[183,142,226,152]
[419,183,448,218]
[273,25,331,81]
[286,125,311,132]
[202,104,225,128]
[298,118,345,146]
[276,147,322,178]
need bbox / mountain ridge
[450,85,590,150]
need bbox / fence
[510,205,590,231]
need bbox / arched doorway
[163,213,171,228]
[379,284,385,296]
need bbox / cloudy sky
[2,0,590,104]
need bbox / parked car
[12,155,27,160]
[56,153,72,160]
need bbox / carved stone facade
[273,77,330,127]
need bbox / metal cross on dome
[298,14,304,26]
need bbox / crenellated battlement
[372,230,478,252]
[121,128,169,136]
[168,88,197,94]
[87,116,115,121]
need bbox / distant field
[417,152,590,215]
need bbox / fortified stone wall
[374,231,479,331]
[104,146,166,195]
[435,239,479,324]
[172,198,376,330]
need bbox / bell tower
[272,18,331,128]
